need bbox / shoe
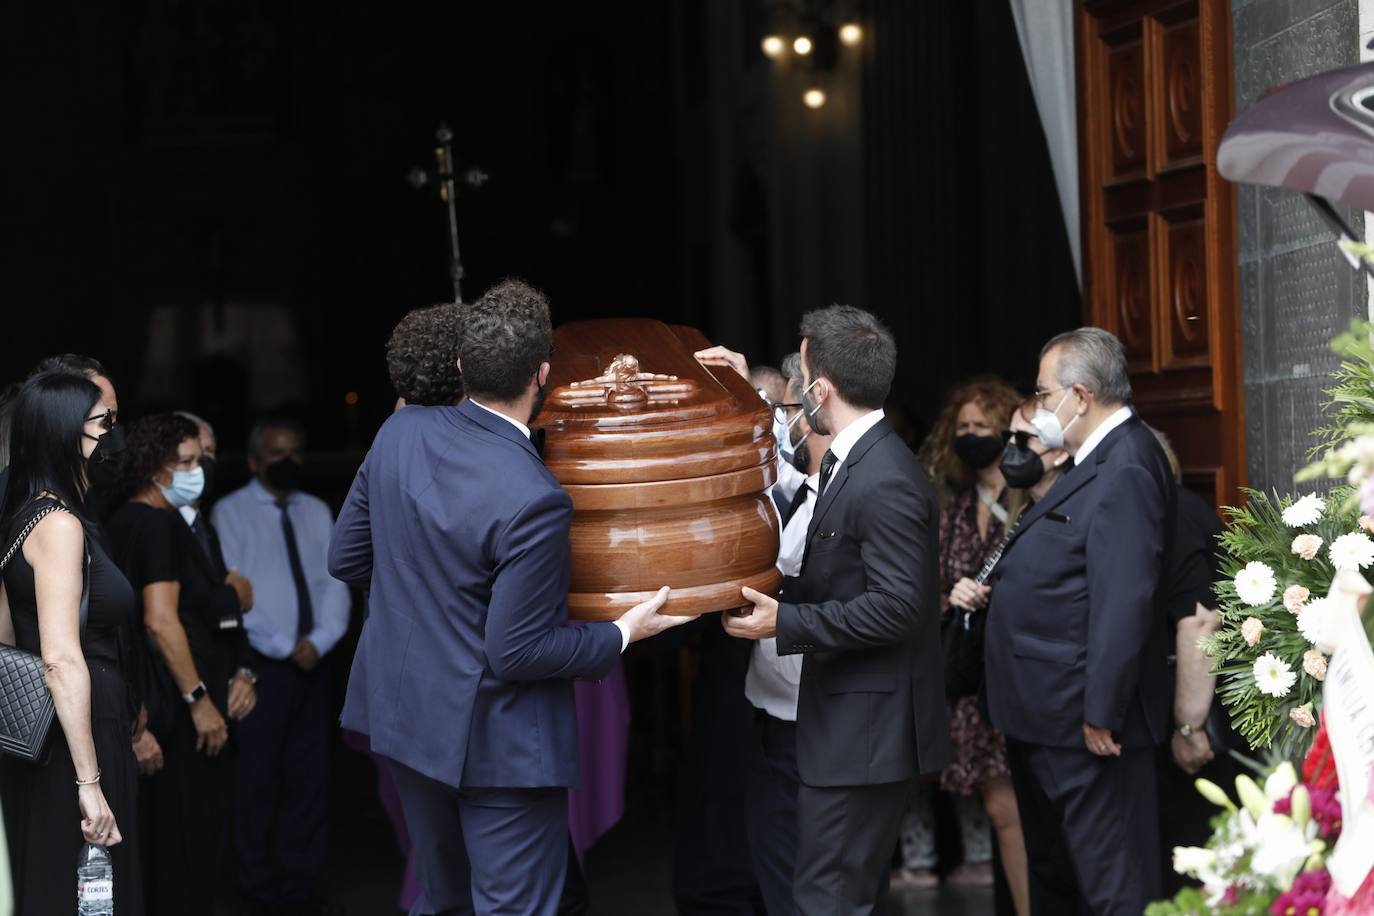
[889,867,940,890]
[948,862,995,887]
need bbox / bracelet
[75,769,101,786]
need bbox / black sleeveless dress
[0,499,144,915]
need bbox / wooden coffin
[534,318,783,621]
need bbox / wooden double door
[1077,0,1244,507]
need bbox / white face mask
[1031,390,1079,450]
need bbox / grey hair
[1041,327,1132,406]
[780,352,803,398]
[247,417,306,457]
[174,410,215,443]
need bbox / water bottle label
[79,878,113,900]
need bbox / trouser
[793,779,913,916]
[387,758,569,916]
[236,654,330,906]
[1006,739,1083,915]
[745,711,799,916]
[1019,742,1161,916]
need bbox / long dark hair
[1,370,101,534]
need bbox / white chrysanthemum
[1282,494,1325,527]
[1340,436,1374,484]
[1234,561,1277,607]
[1329,531,1374,571]
[1171,846,1217,878]
[1297,597,1339,653]
[1253,652,1297,698]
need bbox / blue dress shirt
[212,479,351,660]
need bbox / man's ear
[538,362,551,388]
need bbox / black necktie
[818,450,838,495]
[277,498,315,638]
[190,514,226,579]
[782,482,812,528]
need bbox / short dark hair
[118,413,200,505]
[386,304,464,406]
[247,418,306,457]
[799,305,896,410]
[457,279,552,402]
[29,354,111,384]
[2,371,102,532]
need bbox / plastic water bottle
[77,842,113,915]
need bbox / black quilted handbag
[0,503,88,762]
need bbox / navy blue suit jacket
[329,400,623,789]
[984,415,1176,749]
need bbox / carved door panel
[1077,0,1244,507]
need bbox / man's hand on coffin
[616,586,692,643]
[721,586,778,640]
[694,346,750,380]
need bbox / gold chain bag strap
[0,503,90,761]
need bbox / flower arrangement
[1205,489,1363,754]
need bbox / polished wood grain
[535,318,782,619]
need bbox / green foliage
[1309,320,1374,453]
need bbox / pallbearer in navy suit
[329,280,689,916]
[984,328,1176,916]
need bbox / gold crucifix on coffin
[550,353,700,410]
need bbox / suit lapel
[1005,460,1098,546]
[806,462,850,543]
[456,399,541,462]
[799,418,891,571]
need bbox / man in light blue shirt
[213,418,350,916]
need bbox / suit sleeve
[328,449,374,587]
[307,500,353,656]
[484,487,622,681]
[774,472,934,653]
[1083,463,1168,732]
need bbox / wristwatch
[236,667,259,686]
[181,681,208,704]
[1176,721,1204,738]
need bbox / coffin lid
[1218,61,1374,213]
[536,318,763,430]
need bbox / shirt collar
[1073,406,1133,465]
[828,409,885,463]
[178,505,199,525]
[468,398,532,440]
[249,477,291,505]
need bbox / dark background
[2,0,1078,455]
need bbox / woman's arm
[143,580,228,754]
[28,512,121,845]
[0,584,14,645]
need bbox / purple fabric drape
[569,657,632,862]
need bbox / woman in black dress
[106,413,253,916]
[0,370,143,914]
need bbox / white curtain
[1008,0,1082,286]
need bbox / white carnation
[1234,561,1277,607]
[1172,846,1218,877]
[1329,531,1374,571]
[1253,652,1297,698]
[1282,494,1325,527]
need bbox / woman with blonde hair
[893,376,1029,913]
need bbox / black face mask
[954,433,1004,470]
[529,375,548,427]
[999,440,1046,490]
[85,425,128,492]
[264,457,302,493]
[792,438,812,475]
[199,455,218,502]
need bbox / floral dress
[938,486,1011,796]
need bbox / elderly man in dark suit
[704,304,950,916]
[328,280,688,916]
[984,327,1176,915]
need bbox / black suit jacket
[775,417,951,787]
[984,415,1176,749]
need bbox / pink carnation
[1291,706,1316,728]
[1284,585,1311,614]
[1361,515,1374,534]
[1304,649,1328,681]
[1292,534,1324,560]
[1242,616,1265,646]
[1269,867,1330,916]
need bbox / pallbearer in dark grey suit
[984,328,1176,916]
[705,305,950,916]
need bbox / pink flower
[1291,705,1317,728]
[1293,534,1324,560]
[1285,585,1311,614]
[1362,477,1374,519]
[1304,650,1328,681]
[1269,867,1330,915]
[1361,515,1374,534]
[1242,616,1265,646]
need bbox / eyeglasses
[1033,386,1068,404]
[1002,429,1038,449]
[85,409,117,432]
[771,402,802,423]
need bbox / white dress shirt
[1073,406,1133,464]
[822,409,886,490]
[468,397,631,652]
[744,471,819,721]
